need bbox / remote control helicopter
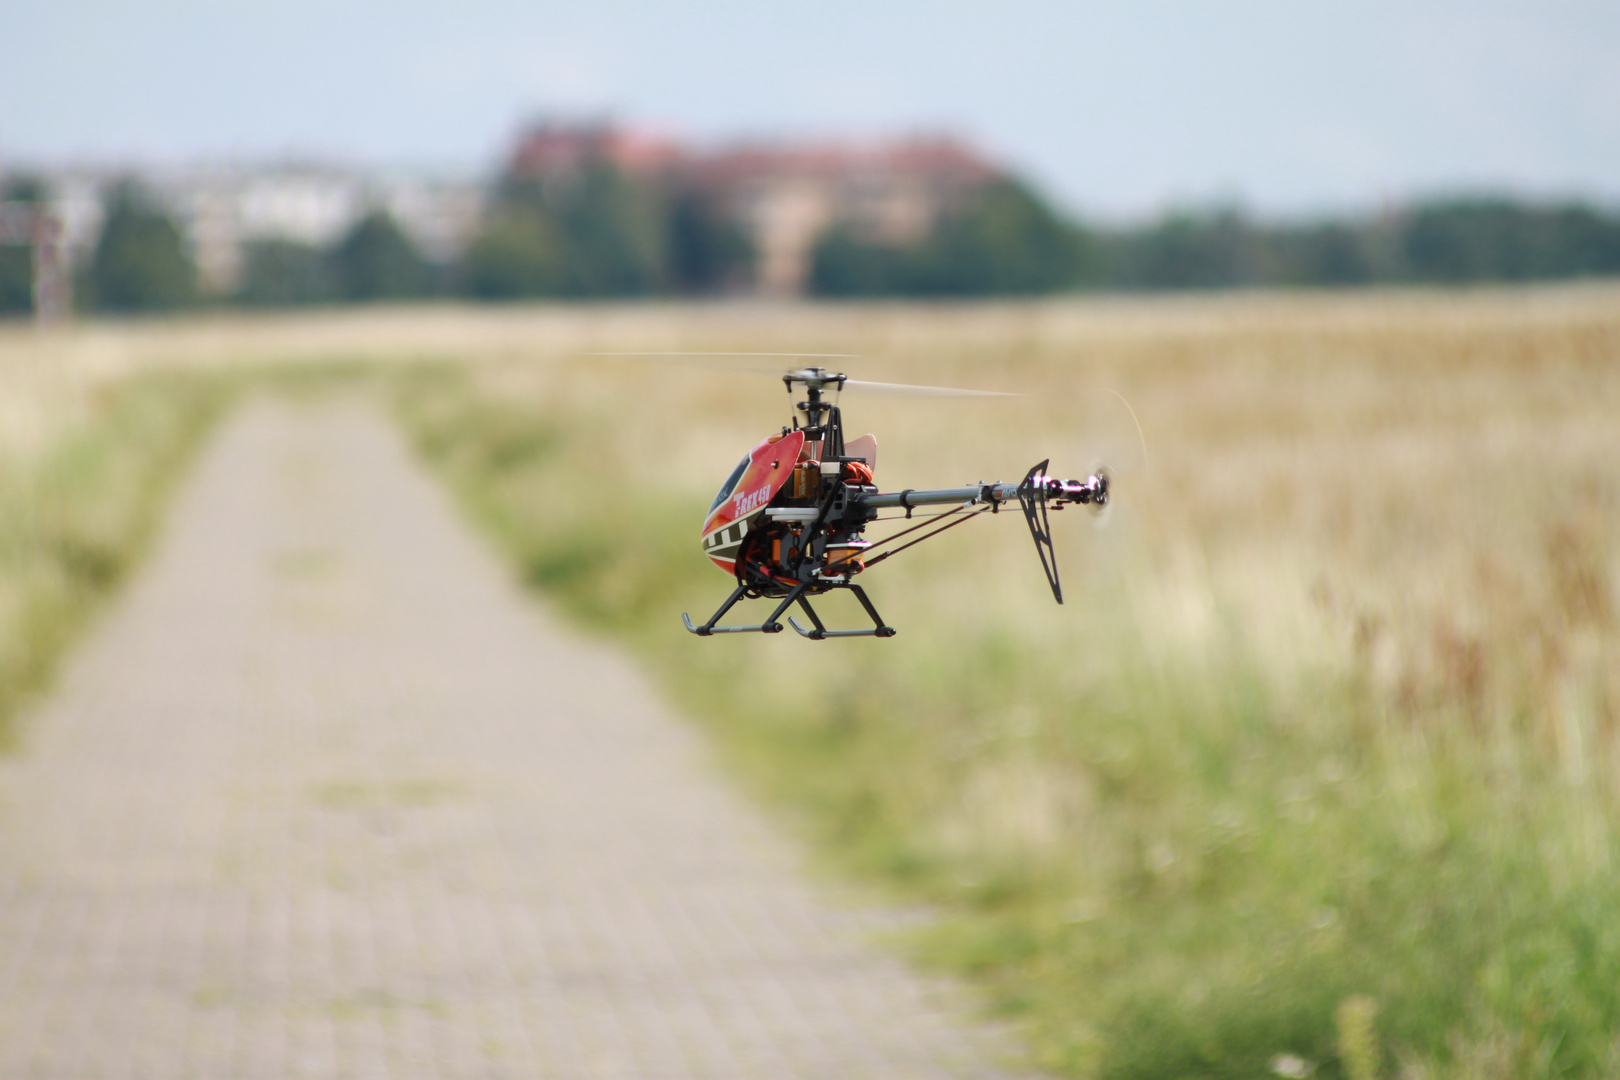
[683,365,1111,639]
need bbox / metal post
[0,202,70,327]
[32,213,70,327]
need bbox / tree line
[4,171,1620,316]
[811,192,1620,295]
[0,169,751,315]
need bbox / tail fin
[1015,460,1063,604]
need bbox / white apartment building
[27,164,487,295]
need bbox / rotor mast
[785,367,848,458]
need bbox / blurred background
[3,4,1619,1079]
[3,0,1619,316]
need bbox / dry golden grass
[315,286,1620,773]
[4,284,1618,1076]
[383,285,1620,1078]
[6,288,1616,811]
[9,288,1616,852]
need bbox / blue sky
[5,0,1617,219]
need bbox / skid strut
[683,582,895,639]
[788,585,896,639]
[682,581,811,636]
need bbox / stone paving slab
[0,397,1026,1079]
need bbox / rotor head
[782,367,848,393]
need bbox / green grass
[392,356,1620,1080]
[0,370,233,743]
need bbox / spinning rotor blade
[580,352,860,377]
[581,352,1018,398]
[585,351,858,367]
[842,379,1019,398]
[1069,388,1148,528]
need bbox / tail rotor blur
[1073,389,1147,530]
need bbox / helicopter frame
[681,367,1107,640]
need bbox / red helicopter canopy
[699,430,804,572]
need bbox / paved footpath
[0,398,1025,1079]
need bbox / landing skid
[682,582,896,639]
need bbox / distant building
[9,122,1002,300]
[22,164,486,295]
[155,165,368,293]
[164,166,487,294]
[508,123,686,183]
[47,171,114,266]
[375,173,487,265]
[505,122,1002,295]
[693,139,999,295]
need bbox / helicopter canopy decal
[709,456,750,513]
[700,429,804,572]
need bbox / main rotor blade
[1067,387,1148,531]
[583,351,859,358]
[843,379,1020,397]
[1104,388,1149,472]
[1071,387,1149,478]
[579,351,860,376]
[579,353,1017,397]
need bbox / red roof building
[506,123,1002,295]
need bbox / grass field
[0,330,231,741]
[388,288,1620,1080]
[2,287,1617,1077]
